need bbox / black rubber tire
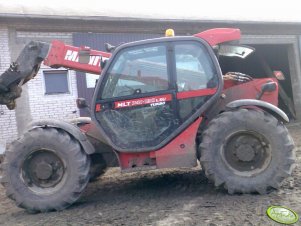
[1,127,90,212]
[89,153,106,182]
[199,109,295,194]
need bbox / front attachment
[0,41,50,109]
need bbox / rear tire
[199,109,295,194]
[1,127,90,212]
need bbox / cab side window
[175,43,217,92]
[175,42,218,120]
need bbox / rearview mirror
[218,45,255,59]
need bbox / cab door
[94,43,179,150]
[93,38,221,152]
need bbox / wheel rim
[21,149,66,192]
[221,131,272,176]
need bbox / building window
[44,70,69,94]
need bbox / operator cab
[92,36,223,152]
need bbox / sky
[0,0,301,23]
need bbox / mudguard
[226,99,289,123]
[27,119,95,154]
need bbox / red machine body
[54,28,278,172]
[118,118,202,171]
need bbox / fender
[226,99,289,123]
[27,119,95,154]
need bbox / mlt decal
[114,94,172,109]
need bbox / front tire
[1,127,90,212]
[199,109,295,194]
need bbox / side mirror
[78,48,91,64]
[105,43,116,53]
[76,98,88,109]
[261,82,277,93]
[257,82,277,100]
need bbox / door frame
[92,36,224,153]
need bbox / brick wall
[0,25,18,149]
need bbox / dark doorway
[219,44,295,119]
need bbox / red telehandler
[0,28,295,212]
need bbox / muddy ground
[0,123,300,226]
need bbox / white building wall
[27,68,79,121]
[16,31,80,121]
[0,25,18,149]
[0,28,79,148]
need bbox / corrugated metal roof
[0,0,300,23]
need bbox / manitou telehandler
[0,28,295,212]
